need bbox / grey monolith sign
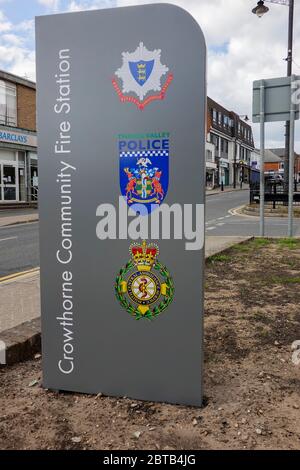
[36,3,206,406]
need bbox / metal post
[288,74,296,237]
[284,0,294,194]
[260,81,265,237]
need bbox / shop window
[18,151,25,163]
[4,187,16,200]
[206,150,213,162]
[211,134,218,148]
[212,135,219,150]
[0,80,17,127]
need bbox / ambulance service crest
[112,42,173,110]
[115,241,174,320]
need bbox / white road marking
[0,236,18,242]
[206,219,217,225]
[0,221,38,230]
[216,223,225,227]
[206,226,216,231]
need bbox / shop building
[206,97,255,188]
[205,141,217,188]
[0,70,37,205]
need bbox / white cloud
[9,50,36,80]
[116,0,300,151]
[38,0,60,10]
[15,19,35,33]
[67,0,115,11]
[0,9,10,32]
[0,9,35,81]
[1,33,24,46]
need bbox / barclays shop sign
[36,4,206,406]
[0,129,37,147]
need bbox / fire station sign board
[36,4,206,406]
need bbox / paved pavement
[0,209,38,227]
[206,185,249,196]
[0,270,40,333]
[205,236,252,257]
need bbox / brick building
[0,70,37,204]
[206,97,255,188]
[264,149,284,174]
[266,148,300,182]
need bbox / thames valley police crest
[119,133,169,214]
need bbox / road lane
[205,190,300,236]
[0,191,299,276]
[0,222,39,277]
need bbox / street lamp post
[252,0,295,193]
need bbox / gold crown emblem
[130,240,159,271]
[137,63,146,69]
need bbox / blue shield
[119,138,169,215]
[129,60,154,86]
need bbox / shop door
[225,169,229,186]
[0,163,18,201]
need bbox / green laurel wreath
[115,260,175,321]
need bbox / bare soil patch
[0,239,300,450]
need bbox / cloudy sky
[0,0,299,150]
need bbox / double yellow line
[0,267,40,284]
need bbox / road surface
[0,222,39,277]
[1,190,300,276]
[206,190,300,236]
